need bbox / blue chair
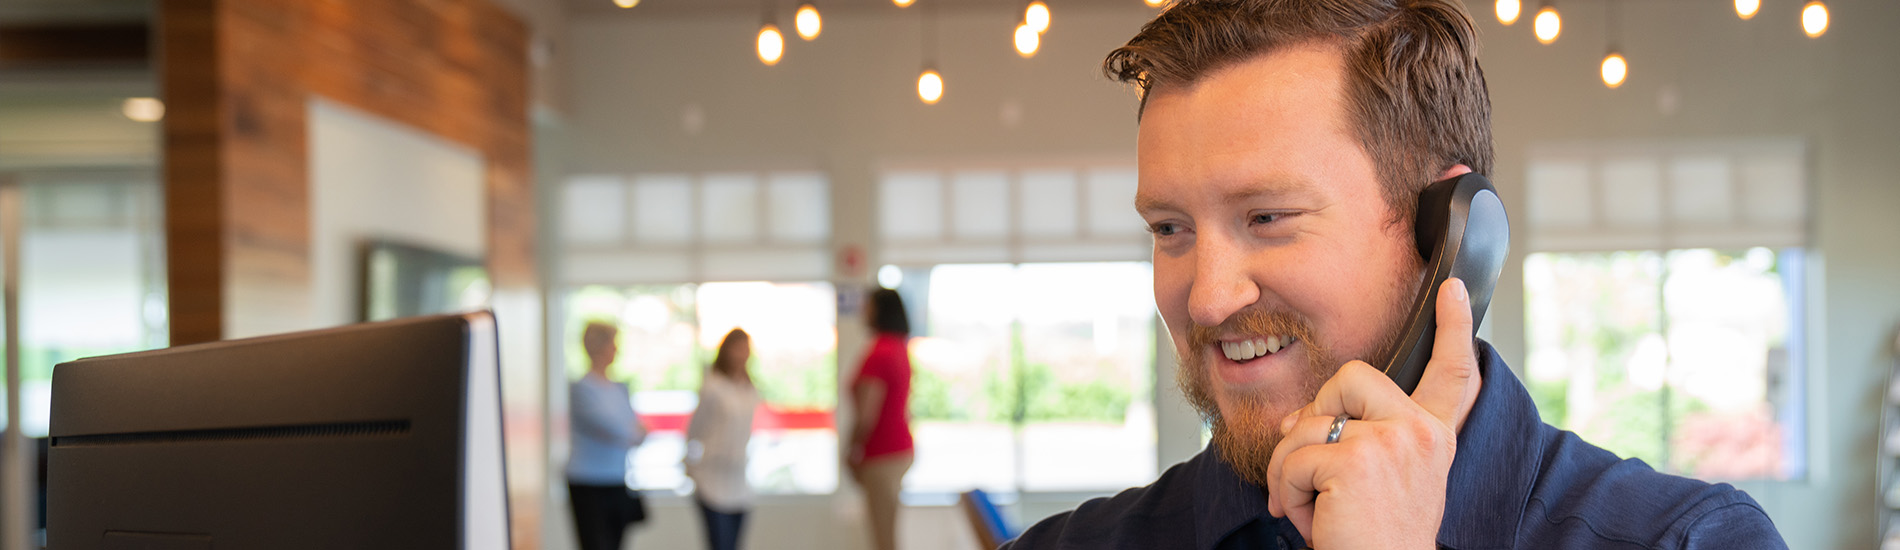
[959,489,1018,549]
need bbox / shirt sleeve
[856,347,884,386]
[997,509,1072,549]
[1681,502,1788,550]
[685,384,715,461]
[571,382,637,445]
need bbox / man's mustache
[1187,307,1323,355]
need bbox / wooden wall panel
[160,0,225,347]
[162,0,542,545]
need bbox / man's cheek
[1156,288,1192,347]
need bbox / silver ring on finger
[1325,414,1350,444]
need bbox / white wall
[553,2,1900,549]
[305,98,487,333]
[561,6,1144,175]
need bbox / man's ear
[1386,164,1476,236]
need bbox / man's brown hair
[1104,0,1493,227]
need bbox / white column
[1,175,31,550]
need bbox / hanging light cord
[1607,0,1620,52]
[922,0,937,67]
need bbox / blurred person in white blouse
[685,328,761,550]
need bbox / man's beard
[1178,284,1418,487]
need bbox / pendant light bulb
[795,3,822,40]
[1025,1,1051,33]
[757,23,784,66]
[1600,51,1627,88]
[1733,0,1759,20]
[918,69,943,104]
[613,0,638,8]
[1144,0,1167,6]
[1533,6,1561,44]
[122,97,165,122]
[1802,1,1828,38]
[893,0,914,7]
[1496,0,1521,25]
[1014,22,1040,57]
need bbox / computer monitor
[47,312,509,550]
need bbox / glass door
[0,169,168,546]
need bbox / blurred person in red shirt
[847,288,916,550]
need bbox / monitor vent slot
[50,420,411,448]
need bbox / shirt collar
[1185,340,1546,550]
[1188,440,1281,550]
[1435,339,1547,550]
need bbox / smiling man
[998,1,1786,549]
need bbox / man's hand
[1264,278,1484,549]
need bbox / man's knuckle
[1341,441,1377,471]
[1405,421,1441,455]
[1436,358,1477,380]
[1338,363,1382,391]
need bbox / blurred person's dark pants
[696,498,747,550]
[570,483,645,550]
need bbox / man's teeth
[1220,336,1294,361]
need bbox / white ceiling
[564,0,1125,17]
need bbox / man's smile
[1219,334,1295,361]
[1212,335,1303,387]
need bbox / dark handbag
[618,488,648,526]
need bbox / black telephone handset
[1378,173,1511,395]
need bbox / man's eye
[1250,213,1283,225]
[1148,222,1183,236]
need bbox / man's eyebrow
[1134,177,1321,214]
[1134,193,1176,214]
[1223,178,1320,203]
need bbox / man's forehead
[1133,42,1367,213]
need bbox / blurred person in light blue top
[567,320,650,550]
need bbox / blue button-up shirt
[1002,340,1786,550]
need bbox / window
[564,281,840,495]
[877,166,1148,266]
[557,169,839,494]
[561,171,832,284]
[875,164,1159,494]
[1521,138,1809,481]
[901,262,1157,494]
[6,173,168,437]
[1524,248,1804,480]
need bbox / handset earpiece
[1378,173,1510,394]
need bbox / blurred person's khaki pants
[853,453,914,550]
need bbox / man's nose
[1186,233,1259,328]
